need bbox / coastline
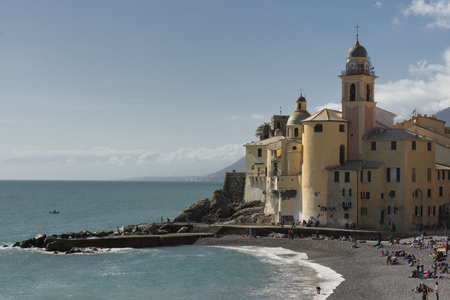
[193,235,449,300]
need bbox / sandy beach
[193,235,449,299]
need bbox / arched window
[339,145,345,165]
[366,84,371,101]
[314,124,323,132]
[294,128,299,137]
[350,83,356,101]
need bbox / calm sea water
[0,181,342,299]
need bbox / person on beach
[316,286,321,294]
[435,282,439,300]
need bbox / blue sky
[1,0,450,180]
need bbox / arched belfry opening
[350,83,356,101]
[366,84,371,101]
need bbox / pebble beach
[194,234,449,300]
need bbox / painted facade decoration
[244,36,450,231]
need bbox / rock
[19,238,36,248]
[177,226,189,233]
[60,232,76,239]
[268,232,287,238]
[2,244,8,247]
[45,241,71,252]
[35,234,46,243]
[94,231,108,237]
[174,189,236,224]
[139,223,158,234]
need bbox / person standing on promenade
[434,282,439,300]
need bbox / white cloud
[404,0,450,28]
[315,102,341,112]
[375,1,382,8]
[251,114,265,120]
[5,144,245,168]
[376,47,450,120]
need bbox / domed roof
[297,94,306,102]
[348,39,367,58]
[287,111,311,126]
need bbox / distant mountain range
[127,107,450,183]
[124,156,246,182]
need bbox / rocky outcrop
[174,187,266,225]
[12,222,188,253]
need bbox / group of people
[412,282,439,300]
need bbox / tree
[255,122,270,140]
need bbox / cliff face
[174,172,268,224]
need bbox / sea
[0,180,343,299]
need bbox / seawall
[44,224,413,251]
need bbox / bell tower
[339,30,378,160]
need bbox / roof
[348,39,367,58]
[364,128,433,141]
[244,136,284,147]
[287,111,311,126]
[436,163,450,170]
[302,108,346,122]
[326,160,384,171]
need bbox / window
[439,186,443,196]
[438,171,443,180]
[350,84,355,101]
[251,165,255,170]
[371,142,376,151]
[361,192,371,199]
[389,190,396,197]
[388,206,391,215]
[412,141,416,150]
[427,168,432,182]
[294,128,299,137]
[427,142,432,151]
[345,172,350,182]
[361,207,368,215]
[387,168,400,182]
[412,168,416,182]
[257,148,262,157]
[381,193,384,199]
[342,188,352,196]
[415,206,423,217]
[334,171,339,182]
[314,124,323,132]
[428,206,436,216]
[427,189,432,197]
[344,213,350,219]
[339,124,345,132]
[391,141,397,150]
[361,170,371,182]
[366,84,371,101]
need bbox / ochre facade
[244,37,450,231]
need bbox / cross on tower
[355,23,360,41]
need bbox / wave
[210,246,344,299]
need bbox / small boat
[49,210,60,214]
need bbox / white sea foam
[212,246,344,299]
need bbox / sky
[1,0,450,180]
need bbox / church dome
[287,93,311,125]
[348,40,367,58]
[287,111,311,126]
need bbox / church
[243,35,450,231]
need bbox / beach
[194,235,449,299]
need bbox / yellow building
[244,36,450,231]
